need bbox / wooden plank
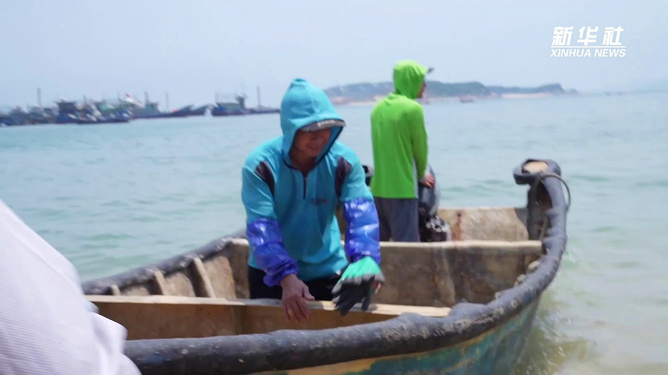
[192,257,216,298]
[110,284,121,296]
[239,303,393,334]
[91,295,238,339]
[86,295,451,318]
[87,295,451,339]
[152,270,167,295]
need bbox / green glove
[332,256,385,316]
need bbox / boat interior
[87,205,547,341]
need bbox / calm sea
[1,91,666,374]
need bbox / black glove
[331,256,385,316]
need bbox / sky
[0,0,666,110]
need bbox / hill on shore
[324,81,576,104]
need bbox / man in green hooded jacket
[370,59,435,242]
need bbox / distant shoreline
[330,92,571,106]
[324,80,578,107]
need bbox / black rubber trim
[334,156,352,199]
[254,161,275,196]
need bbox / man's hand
[420,173,435,188]
[332,256,385,316]
[280,274,315,322]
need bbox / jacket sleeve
[410,106,428,179]
[338,156,381,265]
[241,163,298,287]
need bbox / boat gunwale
[82,227,247,295]
[82,230,542,296]
[82,159,569,375]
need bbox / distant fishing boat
[163,105,194,118]
[186,105,210,116]
[248,106,280,115]
[211,94,248,117]
[25,106,53,124]
[127,93,199,120]
[459,96,475,103]
[76,117,130,125]
[249,86,280,114]
[55,100,80,124]
[211,86,279,117]
[132,94,164,119]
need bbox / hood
[392,59,431,99]
[280,78,345,166]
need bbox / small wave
[77,242,121,251]
[591,226,619,233]
[32,209,67,219]
[570,174,612,183]
[653,297,668,306]
[194,199,226,207]
[446,186,467,193]
[131,216,161,223]
[611,260,641,269]
[482,179,507,185]
[133,199,157,206]
[84,233,135,241]
[100,200,127,207]
[635,179,668,188]
[163,194,190,202]
[512,291,595,375]
[84,157,106,165]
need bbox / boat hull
[83,159,569,375]
[258,299,539,375]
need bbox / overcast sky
[1,0,665,109]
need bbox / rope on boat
[533,171,572,213]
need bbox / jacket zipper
[302,174,307,199]
[282,159,313,200]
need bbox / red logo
[311,198,328,205]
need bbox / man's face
[292,128,332,158]
[417,81,427,98]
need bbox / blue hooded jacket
[241,78,381,287]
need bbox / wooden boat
[83,159,570,375]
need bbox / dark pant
[247,266,341,301]
[374,197,420,242]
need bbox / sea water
[1,91,666,374]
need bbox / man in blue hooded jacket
[241,78,384,321]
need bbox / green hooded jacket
[370,60,430,198]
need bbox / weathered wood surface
[98,236,542,309]
[87,295,452,340]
